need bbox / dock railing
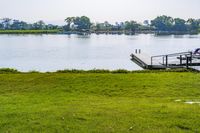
[151,51,193,68]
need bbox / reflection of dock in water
[131,51,200,71]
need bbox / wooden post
[151,57,153,66]
[180,55,182,65]
[165,55,168,68]
[186,56,189,69]
[135,49,137,54]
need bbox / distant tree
[103,21,112,31]
[73,16,91,31]
[38,20,46,29]
[151,15,174,31]
[64,17,75,30]
[33,20,46,30]
[173,18,187,31]
[11,20,20,29]
[1,18,12,29]
[64,16,91,31]
[0,23,3,29]
[95,23,102,31]
[119,22,125,30]
[46,24,58,30]
[124,21,140,32]
[187,18,199,32]
[113,22,123,31]
[11,20,29,30]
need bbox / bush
[0,68,20,74]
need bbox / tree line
[64,15,200,34]
[63,16,150,33]
[0,15,200,34]
[0,18,59,30]
[151,16,200,33]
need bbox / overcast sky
[0,0,200,24]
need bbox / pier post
[186,56,189,69]
[165,55,168,68]
[139,49,141,54]
[180,55,182,65]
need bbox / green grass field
[0,30,60,34]
[0,70,200,132]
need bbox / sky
[0,0,200,25]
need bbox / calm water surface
[0,34,200,72]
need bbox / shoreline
[0,30,199,35]
[0,68,195,74]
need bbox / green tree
[73,16,91,31]
[173,18,187,31]
[64,16,91,31]
[64,17,75,30]
[103,21,112,31]
[33,20,46,30]
[124,21,140,32]
[0,23,4,29]
[151,15,174,31]
[11,20,29,30]
[96,23,102,31]
[1,18,12,29]
[187,18,199,32]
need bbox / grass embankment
[0,30,60,34]
[0,69,200,132]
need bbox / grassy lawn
[0,71,200,132]
[0,30,60,34]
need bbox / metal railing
[151,52,193,68]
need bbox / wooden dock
[131,51,200,71]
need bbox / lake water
[0,34,200,72]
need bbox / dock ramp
[130,54,149,69]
